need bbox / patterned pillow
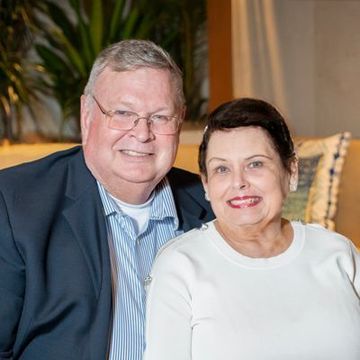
[283,155,322,222]
[286,132,351,230]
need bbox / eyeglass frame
[90,94,181,135]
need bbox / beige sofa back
[334,140,360,247]
[1,140,359,247]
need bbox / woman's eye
[215,166,228,174]
[249,161,263,169]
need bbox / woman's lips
[227,196,261,208]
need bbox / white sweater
[144,221,360,360]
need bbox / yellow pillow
[296,132,351,230]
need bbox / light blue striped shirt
[97,178,182,360]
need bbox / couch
[1,139,359,247]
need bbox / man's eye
[114,110,135,118]
[249,161,263,168]
[151,114,170,123]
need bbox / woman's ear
[201,174,210,201]
[289,157,299,192]
[201,173,207,188]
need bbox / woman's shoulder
[292,221,355,252]
[293,221,346,237]
[152,221,216,270]
[160,222,214,255]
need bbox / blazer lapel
[61,150,112,358]
[62,150,110,296]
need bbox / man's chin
[116,171,159,185]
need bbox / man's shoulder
[167,167,202,188]
[167,167,214,228]
[167,167,206,202]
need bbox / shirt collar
[96,177,179,228]
[150,177,179,228]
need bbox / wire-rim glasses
[91,94,180,135]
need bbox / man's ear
[80,95,91,145]
[180,106,187,121]
[177,106,186,133]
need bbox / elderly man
[0,40,214,360]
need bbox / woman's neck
[215,218,293,258]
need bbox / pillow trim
[323,131,351,228]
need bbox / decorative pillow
[283,155,322,222]
[286,132,351,230]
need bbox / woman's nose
[232,171,249,190]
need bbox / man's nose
[130,117,154,142]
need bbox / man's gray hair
[84,39,185,109]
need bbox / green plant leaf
[89,0,103,54]
[35,44,74,79]
[43,1,78,48]
[122,7,140,39]
[109,0,125,42]
[54,30,87,77]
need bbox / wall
[209,0,360,138]
[274,0,360,137]
[314,1,360,137]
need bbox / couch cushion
[335,139,360,246]
[294,132,351,230]
[0,143,77,169]
[1,140,358,246]
[174,144,200,174]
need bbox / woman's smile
[227,196,262,208]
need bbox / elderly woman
[144,98,360,360]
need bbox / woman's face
[202,126,297,229]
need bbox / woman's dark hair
[199,98,295,177]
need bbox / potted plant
[35,0,207,140]
[0,0,45,143]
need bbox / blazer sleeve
[0,190,25,359]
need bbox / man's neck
[99,177,161,205]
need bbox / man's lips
[120,149,153,157]
[227,196,261,208]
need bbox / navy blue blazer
[0,146,214,360]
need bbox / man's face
[81,67,183,203]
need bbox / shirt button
[144,275,152,287]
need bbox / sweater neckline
[207,220,304,269]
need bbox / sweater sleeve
[348,240,360,296]
[0,191,25,359]
[144,247,193,360]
